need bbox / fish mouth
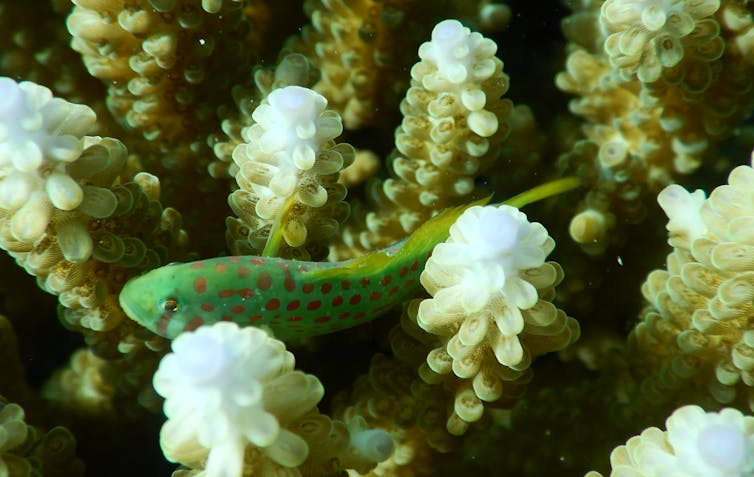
[118,279,142,323]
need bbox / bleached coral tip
[0,77,22,115]
[269,86,326,116]
[657,184,707,242]
[432,19,466,41]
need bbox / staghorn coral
[629,156,754,413]
[66,0,258,146]
[587,404,754,477]
[410,204,578,434]
[556,0,754,254]
[8,1,754,476]
[333,352,457,477]
[333,18,514,258]
[226,85,352,259]
[601,0,724,86]
[0,397,85,477]
[154,322,392,477]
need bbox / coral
[630,156,754,412]
[66,0,257,147]
[0,78,98,243]
[556,0,754,253]
[588,405,754,477]
[227,85,352,259]
[334,18,513,258]
[411,204,578,433]
[601,0,724,86]
[289,0,442,131]
[0,78,188,358]
[154,321,392,476]
[0,397,84,477]
[334,352,456,477]
[7,1,754,476]
[154,322,323,475]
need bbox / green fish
[119,177,578,340]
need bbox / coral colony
[4,1,754,476]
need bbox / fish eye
[160,297,179,315]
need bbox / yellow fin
[500,176,581,208]
[309,177,580,279]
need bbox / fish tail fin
[397,176,580,261]
[499,176,581,209]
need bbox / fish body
[119,177,579,340]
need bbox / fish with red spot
[118,178,579,340]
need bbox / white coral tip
[666,405,754,476]
[154,322,322,473]
[657,184,707,242]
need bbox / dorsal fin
[308,176,580,279]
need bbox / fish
[119,177,579,340]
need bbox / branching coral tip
[590,405,754,477]
[153,321,324,476]
[119,177,579,340]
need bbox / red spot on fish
[201,303,214,312]
[228,257,241,263]
[360,278,370,287]
[338,311,350,319]
[399,266,408,277]
[157,314,171,335]
[257,272,272,291]
[250,314,263,322]
[341,280,351,290]
[380,276,392,286]
[239,288,254,299]
[231,305,245,314]
[314,316,330,323]
[353,312,366,320]
[388,285,400,295]
[276,263,295,292]
[194,276,207,293]
[370,291,382,301]
[321,282,332,294]
[287,300,300,311]
[307,300,322,311]
[184,317,203,332]
[221,315,233,322]
[302,283,314,294]
[251,258,265,266]
[288,316,302,322]
[237,266,250,278]
[190,261,205,269]
[410,260,419,271]
[218,289,235,298]
[266,298,280,311]
[215,262,228,273]
[332,296,344,306]
[403,277,415,288]
[349,294,361,305]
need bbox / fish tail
[500,176,581,209]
